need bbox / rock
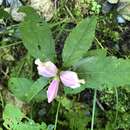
[0,0,3,5]
[117,1,128,11]
[120,4,130,21]
[117,15,126,23]
[102,1,114,14]
[107,0,119,4]
[30,0,54,21]
[11,8,25,21]
[2,89,30,114]
[2,0,25,22]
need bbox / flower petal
[35,59,58,77]
[47,79,59,103]
[60,71,85,88]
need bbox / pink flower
[35,59,58,78]
[35,59,85,103]
[60,71,85,88]
[47,78,59,103]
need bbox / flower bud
[60,71,85,89]
[35,59,58,77]
[47,79,59,103]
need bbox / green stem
[114,88,118,126]
[95,37,104,49]
[50,19,68,28]
[54,101,61,130]
[0,41,22,49]
[0,92,4,108]
[65,5,76,22]
[91,90,97,130]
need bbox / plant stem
[114,88,118,126]
[0,92,4,108]
[54,101,61,130]
[91,90,97,130]
[0,41,22,49]
[95,37,104,49]
[65,5,76,22]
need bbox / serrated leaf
[3,104,47,130]
[75,56,130,89]
[65,56,130,94]
[19,6,56,61]
[62,16,97,67]
[13,122,47,130]
[8,77,48,102]
[8,78,34,102]
[3,104,24,128]
[64,48,107,95]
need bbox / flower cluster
[35,59,85,103]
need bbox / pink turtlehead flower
[47,78,59,103]
[60,71,85,89]
[35,59,58,78]
[35,59,85,103]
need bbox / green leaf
[8,77,48,102]
[13,121,47,130]
[0,9,9,19]
[64,84,86,95]
[60,96,72,110]
[75,56,130,89]
[32,90,47,103]
[3,104,47,130]
[19,6,41,21]
[84,48,107,57]
[19,6,56,61]
[65,110,90,130]
[3,104,24,128]
[65,56,130,94]
[8,78,34,102]
[62,16,97,67]
[25,77,48,102]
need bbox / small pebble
[117,15,126,24]
[0,0,3,5]
[107,0,119,4]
